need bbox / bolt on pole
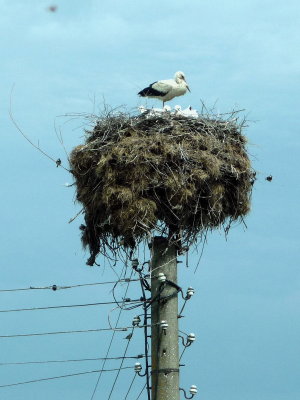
[150,236,179,400]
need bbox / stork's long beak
[187,85,191,92]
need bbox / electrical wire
[0,299,144,313]
[0,327,124,338]
[0,324,154,339]
[90,267,133,400]
[150,255,178,277]
[154,289,162,400]
[194,231,208,273]
[135,383,146,400]
[124,373,137,400]
[139,272,151,400]
[0,367,133,388]
[149,277,180,400]
[0,260,158,398]
[111,278,150,312]
[178,299,188,316]
[107,326,134,400]
[179,346,187,362]
[0,328,126,338]
[0,355,145,366]
[0,279,140,293]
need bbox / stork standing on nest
[138,71,190,107]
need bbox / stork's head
[174,71,190,91]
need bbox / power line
[0,278,140,293]
[108,327,135,400]
[90,267,133,400]
[0,327,126,338]
[124,373,137,400]
[179,346,187,362]
[135,383,146,400]
[0,366,133,388]
[138,272,151,400]
[0,355,145,366]
[0,299,146,313]
[107,267,151,400]
[0,324,154,338]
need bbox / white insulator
[131,259,139,269]
[189,385,197,395]
[160,320,168,330]
[134,362,142,373]
[186,287,195,298]
[132,315,141,326]
[157,272,167,283]
[187,333,196,343]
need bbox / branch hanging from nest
[9,85,70,172]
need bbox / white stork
[138,71,190,107]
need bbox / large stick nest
[70,109,255,265]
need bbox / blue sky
[1,0,300,399]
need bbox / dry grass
[70,109,255,265]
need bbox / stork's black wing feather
[138,81,168,97]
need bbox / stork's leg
[163,101,165,108]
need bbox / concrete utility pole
[151,236,179,400]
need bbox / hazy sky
[1,1,299,399]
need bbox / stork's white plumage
[182,106,199,118]
[174,105,199,118]
[138,105,172,117]
[138,71,190,106]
